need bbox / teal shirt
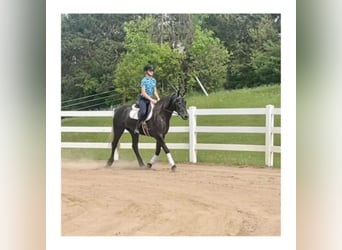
[141,76,156,97]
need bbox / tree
[61,14,138,109]
[61,14,281,110]
[185,25,229,92]
[201,14,280,89]
[150,14,195,51]
[114,17,183,103]
[249,15,281,85]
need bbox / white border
[47,1,296,249]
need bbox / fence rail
[61,105,281,167]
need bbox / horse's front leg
[129,131,145,167]
[147,140,162,168]
[157,136,177,171]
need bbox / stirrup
[134,121,141,134]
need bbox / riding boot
[134,119,142,134]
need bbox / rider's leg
[134,98,147,134]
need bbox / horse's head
[170,90,189,120]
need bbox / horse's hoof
[171,165,176,172]
[106,161,113,168]
[147,163,152,168]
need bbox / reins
[164,108,174,114]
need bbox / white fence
[61,105,281,167]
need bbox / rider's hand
[151,99,157,104]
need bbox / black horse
[106,91,189,171]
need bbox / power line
[62,89,117,104]
[62,93,121,109]
[76,100,112,111]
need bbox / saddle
[129,102,154,121]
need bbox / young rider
[134,64,160,134]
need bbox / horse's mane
[153,93,177,113]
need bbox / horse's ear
[176,90,180,97]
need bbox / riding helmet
[144,64,154,72]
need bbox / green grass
[62,85,281,167]
[186,84,280,108]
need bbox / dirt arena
[62,160,280,236]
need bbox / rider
[134,64,160,134]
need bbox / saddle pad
[129,103,154,121]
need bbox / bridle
[164,96,183,114]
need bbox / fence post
[189,106,197,163]
[265,105,274,167]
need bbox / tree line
[62,14,280,110]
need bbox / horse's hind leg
[106,127,124,167]
[129,131,145,167]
